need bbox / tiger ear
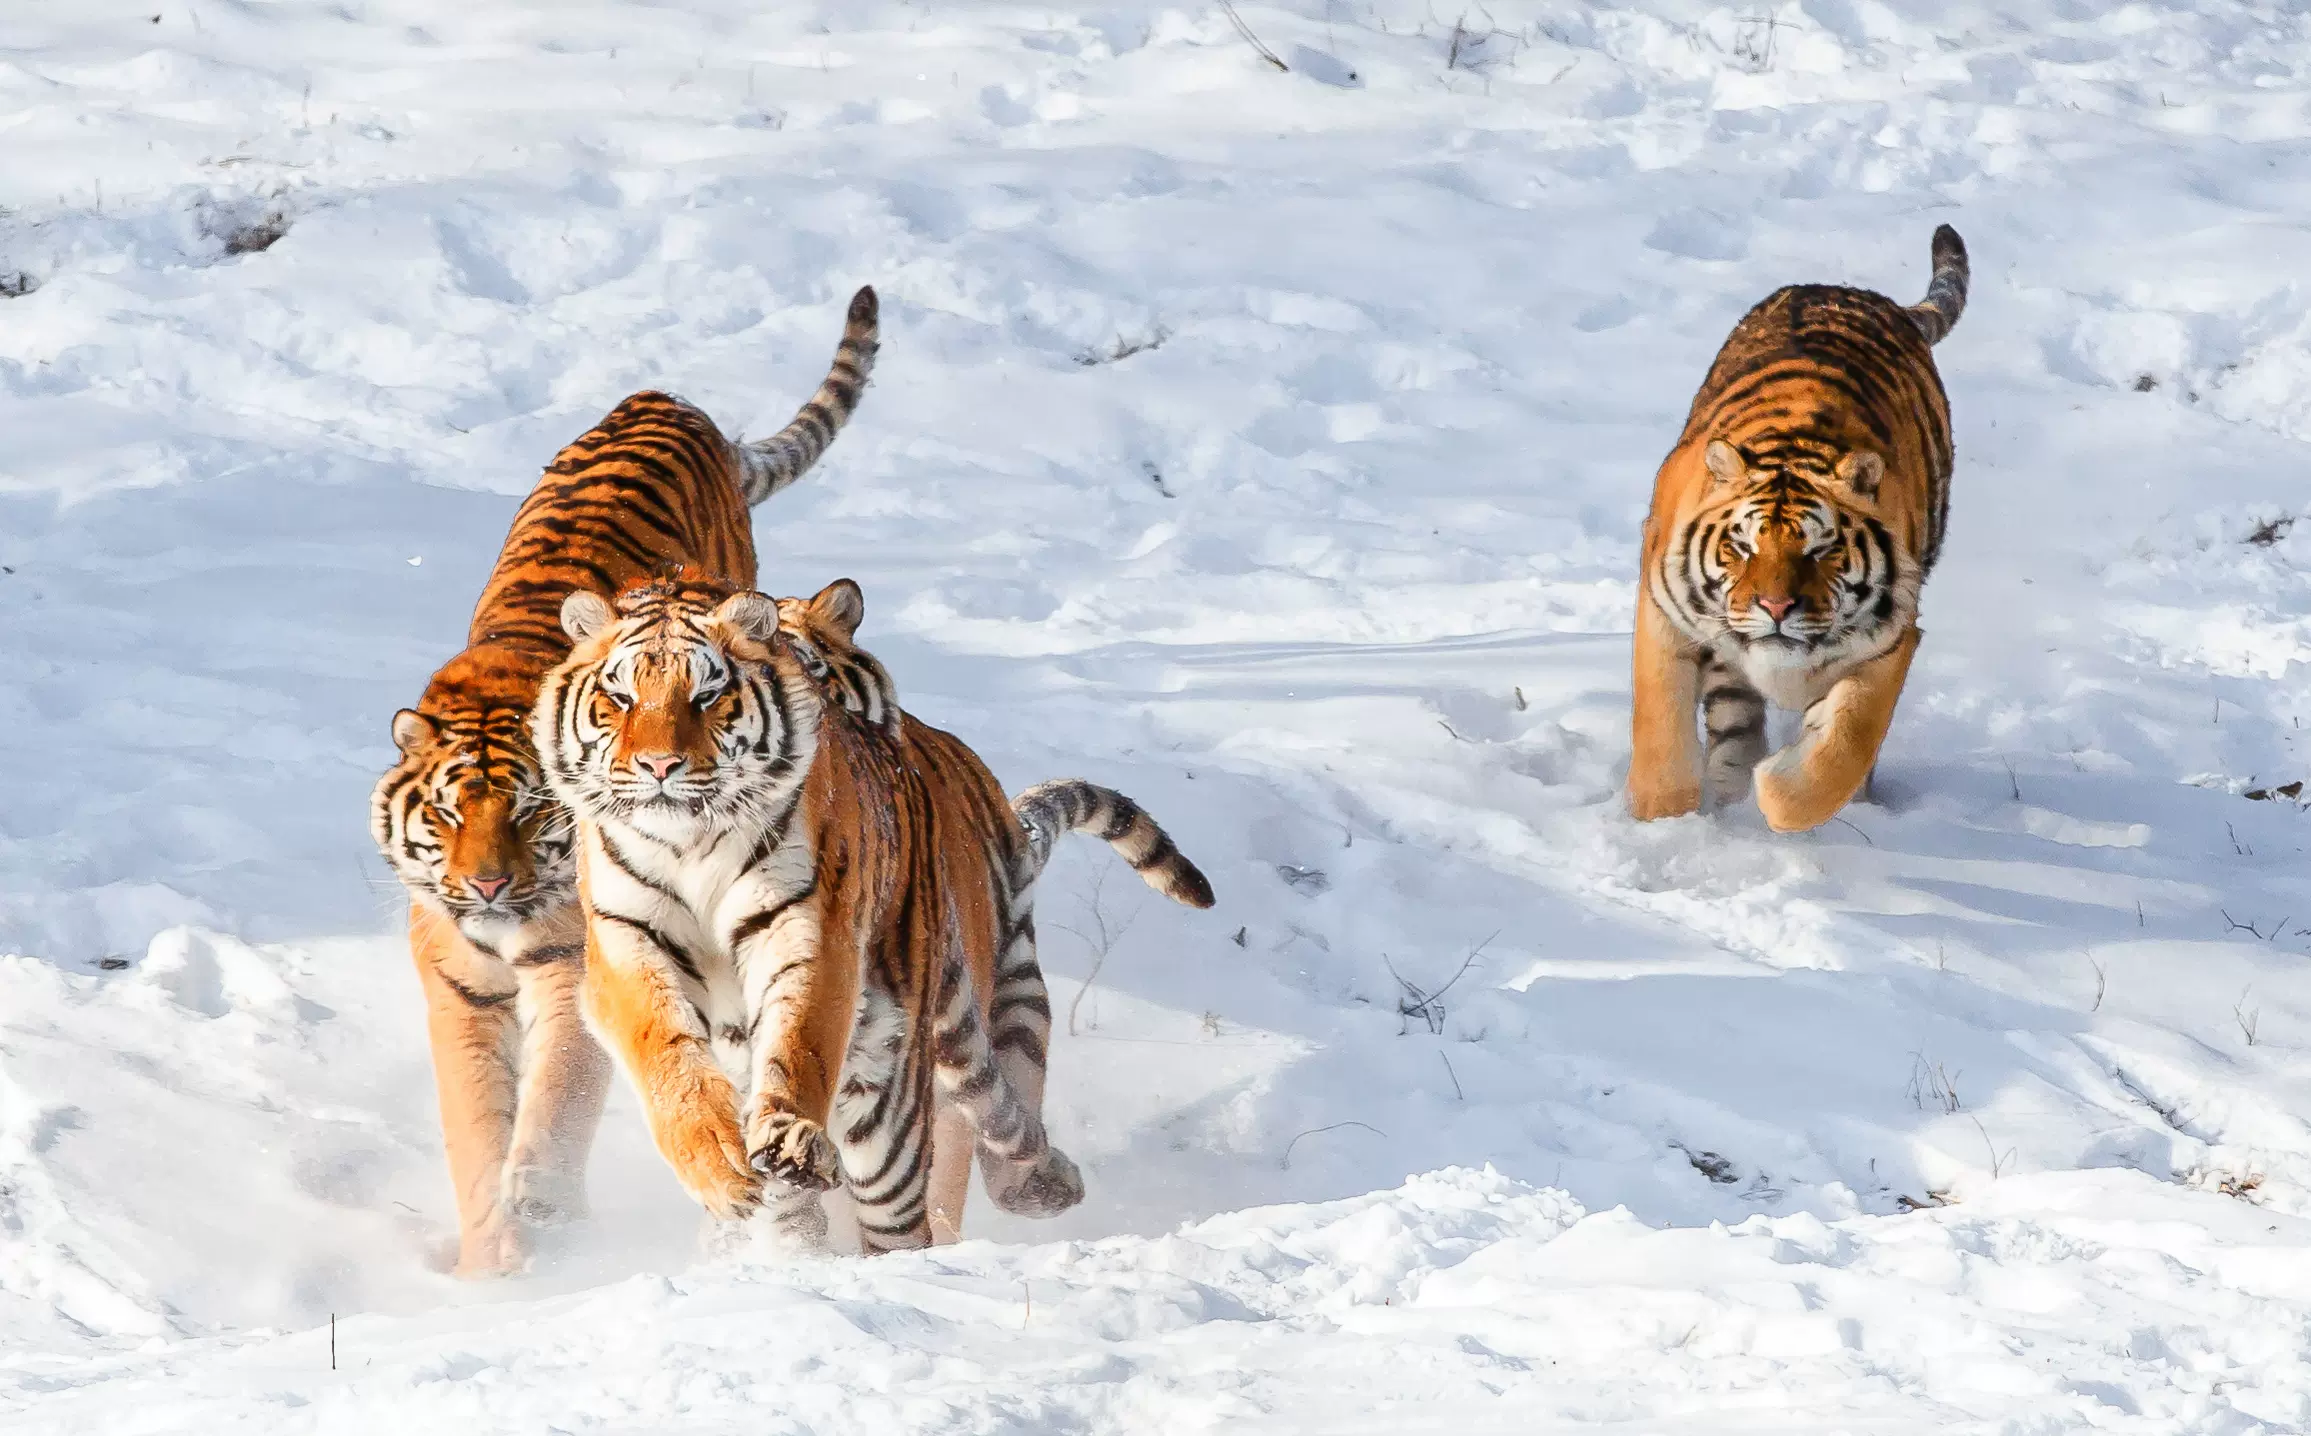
[391,709,438,755]
[809,579,866,640]
[711,590,784,648]
[1834,450,1886,499]
[1703,440,1748,487]
[561,590,615,641]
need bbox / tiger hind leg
[933,934,1082,1219]
[925,1107,976,1244]
[974,881,1082,1217]
[1700,652,1769,808]
[831,985,938,1254]
[917,917,1047,1241]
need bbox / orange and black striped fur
[533,575,1214,1252]
[1629,226,1966,832]
[369,289,878,1276]
[775,582,899,739]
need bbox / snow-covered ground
[7,1,2311,1429]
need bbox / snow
[6,0,2311,1429]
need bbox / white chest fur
[1718,638,1837,712]
[580,809,817,1027]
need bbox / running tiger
[534,573,1214,1252]
[369,289,878,1277]
[1627,226,1967,833]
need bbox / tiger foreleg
[580,920,760,1222]
[409,903,525,1278]
[1754,628,1921,833]
[1699,652,1768,807]
[1628,589,1704,821]
[826,983,933,1253]
[732,893,853,1200]
[504,941,611,1228]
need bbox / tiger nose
[466,874,510,902]
[1755,596,1797,622]
[633,752,685,782]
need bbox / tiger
[1628,225,1968,833]
[774,580,899,738]
[369,288,878,1277]
[532,573,1216,1252]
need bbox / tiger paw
[748,1113,843,1192]
[502,1162,586,1228]
[1626,775,1702,822]
[1752,750,1855,833]
[986,1146,1084,1217]
[661,1108,762,1221]
[451,1209,531,1280]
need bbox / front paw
[1752,749,1850,833]
[748,1112,843,1192]
[451,1209,530,1279]
[1627,775,1702,822]
[662,1108,763,1221]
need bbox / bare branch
[1906,1052,1962,1114]
[1219,2,1288,71]
[1383,932,1496,1034]
[1061,862,1142,1036]
[1281,1119,1387,1169]
[2235,988,2261,1047]
[1969,1115,2015,1179]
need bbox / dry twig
[1281,1120,1386,1169]
[1219,2,1288,71]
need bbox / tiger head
[536,574,820,836]
[776,579,901,737]
[1680,438,1915,663]
[370,666,575,945]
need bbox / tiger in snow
[369,289,877,1276]
[1628,225,1969,832]
[534,572,1215,1252]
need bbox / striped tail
[1906,224,1968,346]
[1013,781,1216,909]
[738,285,880,505]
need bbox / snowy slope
[7,0,2311,1430]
